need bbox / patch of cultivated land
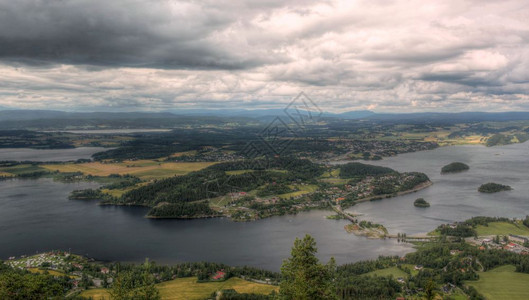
[27,267,70,277]
[79,277,278,300]
[466,265,529,300]
[475,221,529,236]
[0,164,48,176]
[278,184,318,199]
[42,161,216,180]
[0,171,14,177]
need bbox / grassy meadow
[466,265,529,300]
[475,221,529,236]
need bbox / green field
[475,222,529,236]
[278,184,318,199]
[225,169,255,175]
[361,266,408,278]
[79,277,278,300]
[466,265,529,300]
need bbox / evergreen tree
[424,278,436,300]
[134,259,161,300]
[279,234,337,300]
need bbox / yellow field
[27,268,70,277]
[79,288,111,300]
[42,161,215,180]
[0,171,14,177]
[79,277,278,300]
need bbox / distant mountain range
[2,109,529,122]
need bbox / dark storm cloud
[0,0,285,69]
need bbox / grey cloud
[0,0,528,112]
[0,0,288,69]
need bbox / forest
[98,157,324,218]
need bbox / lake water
[338,142,529,235]
[0,147,108,162]
[0,178,411,271]
[1,143,527,271]
[46,129,172,134]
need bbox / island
[413,198,430,207]
[478,182,512,193]
[441,162,469,174]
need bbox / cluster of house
[5,252,70,270]
[211,270,226,280]
[329,174,417,204]
[341,139,437,159]
[469,234,529,254]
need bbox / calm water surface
[0,147,107,162]
[338,142,529,235]
[47,129,172,134]
[0,178,410,270]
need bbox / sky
[0,0,529,113]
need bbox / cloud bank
[0,0,528,112]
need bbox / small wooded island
[441,162,469,174]
[413,198,430,207]
[478,182,512,193]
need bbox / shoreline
[333,181,434,239]
[353,180,433,205]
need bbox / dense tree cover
[102,175,141,190]
[437,224,476,237]
[109,260,160,300]
[414,198,430,207]
[120,169,281,206]
[256,184,293,197]
[336,276,401,300]
[92,128,261,161]
[339,163,395,179]
[398,173,430,191]
[216,289,274,300]
[441,162,469,174]
[210,157,324,181]
[463,216,511,227]
[478,182,512,193]
[279,235,337,300]
[336,256,400,276]
[0,264,71,299]
[147,201,217,218]
[0,130,75,149]
[101,158,324,218]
